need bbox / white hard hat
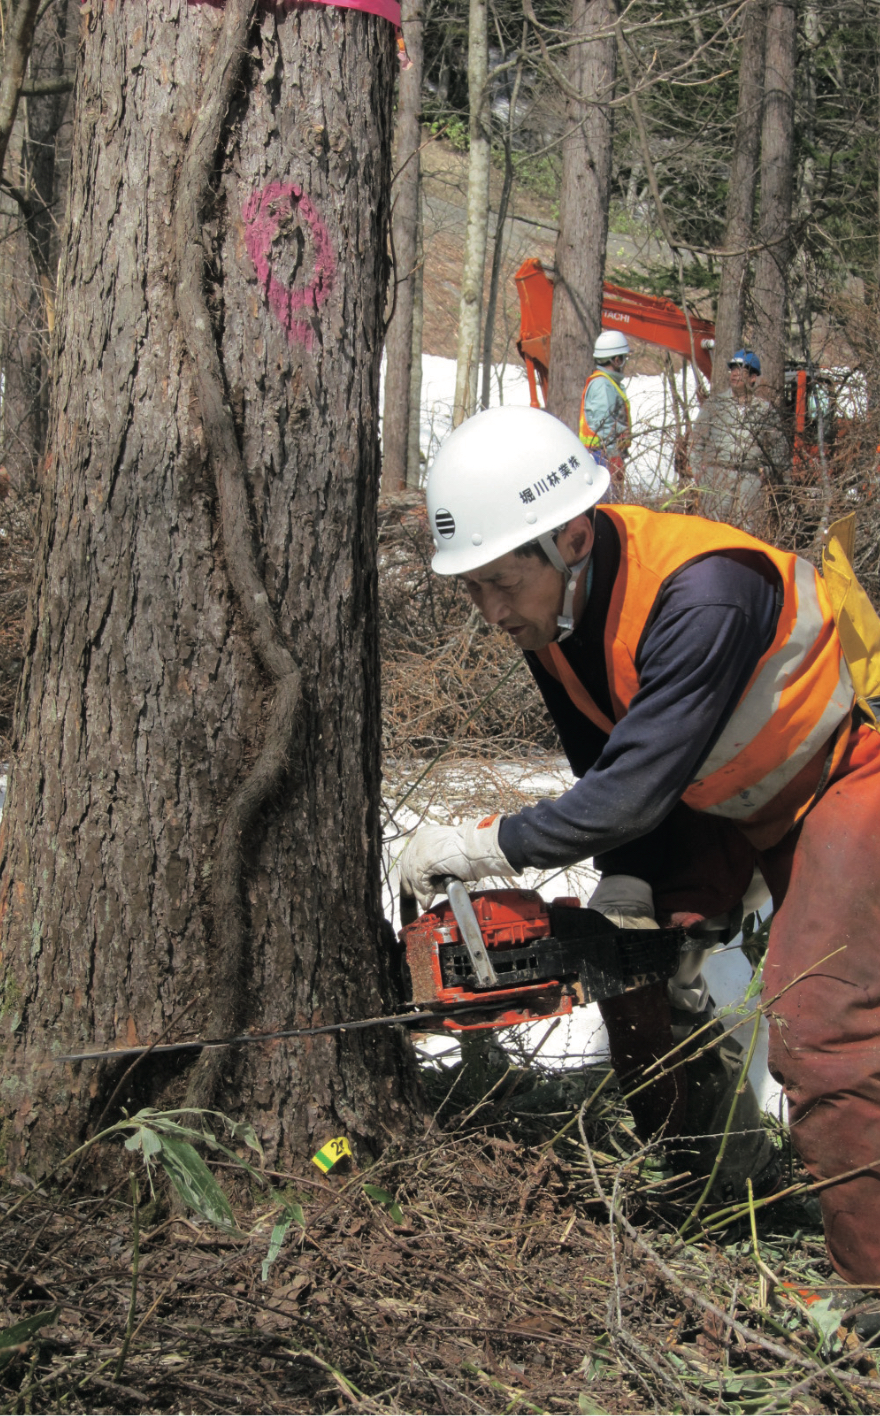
[426,406,609,576]
[593,329,630,361]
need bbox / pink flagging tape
[316,0,402,23]
[179,0,403,24]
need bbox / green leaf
[389,1203,404,1225]
[262,1218,293,1282]
[261,1201,305,1282]
[0,1309,57,1373]
[744,961,765,1002]
[578,1395,608,1414]
[797,1294,846,1347]
[155,1135,238,1233]
[229,1120,264,1159]
[124,1126,163,1158]
[363,1184,394,1205]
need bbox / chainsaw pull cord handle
[443,876,500,989]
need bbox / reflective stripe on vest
[579,369,632,449]
[538,505,853,827]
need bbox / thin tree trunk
[713,0,767,386]
[0,0,420,1177]
[452,0,490,427]
[0,0,42,183]
[481,46,524,412]
[382,0,424,494]
[407,206,424,484]
[752,0,797,405]
[547,0,616,434]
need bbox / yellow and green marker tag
[312,1136,352,1173]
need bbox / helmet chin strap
[537,532,591,642]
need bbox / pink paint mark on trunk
[242,182,337,350]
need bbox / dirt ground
[2,1055,880,1416]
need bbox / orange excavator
[514,256,837,468]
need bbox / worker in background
[400,405,880,1336]
[688,349,790,531]
[579,330,632,491]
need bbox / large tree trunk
[712,0,767,386]
[547,0,616,434]
[752,0,797,405]
[452,0,490,427]
[0,0,421,1177]
[382,0,424,494]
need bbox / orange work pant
[759,723,880,1284]
[597,725,880,1283]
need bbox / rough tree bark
[546,0,616,434]
[712,0,767,385]
[381,0,423,494]
[452,0,490,427]
[0,0,421,1176]
[752,0,796,404]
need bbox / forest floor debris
[1,1057,878,1416]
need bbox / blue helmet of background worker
[728,349,760,373]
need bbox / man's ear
[558,513,595,566]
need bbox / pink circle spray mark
[242,182,336,350]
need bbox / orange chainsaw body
[400,888,580,1031]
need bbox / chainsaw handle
[442,876,500,989]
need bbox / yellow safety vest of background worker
[579,329,632,491]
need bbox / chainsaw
[57,880,740,1062]
[397,877,741,1032]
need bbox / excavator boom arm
[514,258,715,409]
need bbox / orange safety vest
[537,505,854,845]
[579,369,632,451]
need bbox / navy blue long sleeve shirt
[497,509,781,871]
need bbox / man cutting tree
[400,405,880,1327]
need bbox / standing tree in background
[547,0,615,434]
[382,0,424,493]
[712,0,767,383]
[452,0,490,426]
[0,0,421,1176]
[0,0,76,493]
[751,0,796,404]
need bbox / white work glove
[588,875,658,930]
[398,814,518,912]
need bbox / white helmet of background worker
[593,329,630,362]
[426,406,610,640]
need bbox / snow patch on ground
[382,352,697,489]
